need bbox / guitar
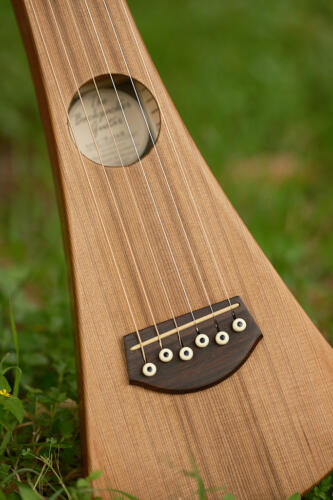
[12,0,333,498]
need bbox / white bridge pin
[215,331,229,345]
[232,318,247,332]
[142,362,157,377]
[179,346,193,361]
[159,348,173,363]
[195,333,209,348]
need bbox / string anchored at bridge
[124,296,263,393]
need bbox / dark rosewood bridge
[124,296,263,393]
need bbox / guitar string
[27,0,148,362]
[100,0,234,316]
[63,0,183,347]
[45,0,176,352]
[118,0,234,316]
[82,0,216,326]
[29,0,330,472]
[116,5,333,451]
[118,1,333,460]
[120,2,333,450]
[116,0,331,462]
[44,0,203,341]
[31,0,231,359]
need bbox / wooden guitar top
[12,0,333,498]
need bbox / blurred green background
[0,0,332,493]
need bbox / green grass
[0,0,332,497]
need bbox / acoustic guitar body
[12,1,333,498]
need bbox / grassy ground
[0,0,332,498]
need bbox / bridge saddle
[124,296,262,393]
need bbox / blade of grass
[183,454,213,499]
[0,429,12,456]
[9,299,20,365]
[0,468,40,487]
[2,366,22,397]
[49,489,65,500]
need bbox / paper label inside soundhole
[68,77,161,167]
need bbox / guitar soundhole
[124,296,263,393]
[68,74,161,167]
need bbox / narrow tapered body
[12,1,333,498]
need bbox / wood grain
[11,0,333,498]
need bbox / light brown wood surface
[12,1,333,498]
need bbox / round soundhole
[68,74,161,167]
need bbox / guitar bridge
[124,296,262,393]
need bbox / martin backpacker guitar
[12,1,333,498]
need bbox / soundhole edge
[68,74,161,167]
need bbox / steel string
[63,0,184,346]
[82,0,208,328]
[45,0,181,351]
[28,0,149,361]
[118,0,234,315]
